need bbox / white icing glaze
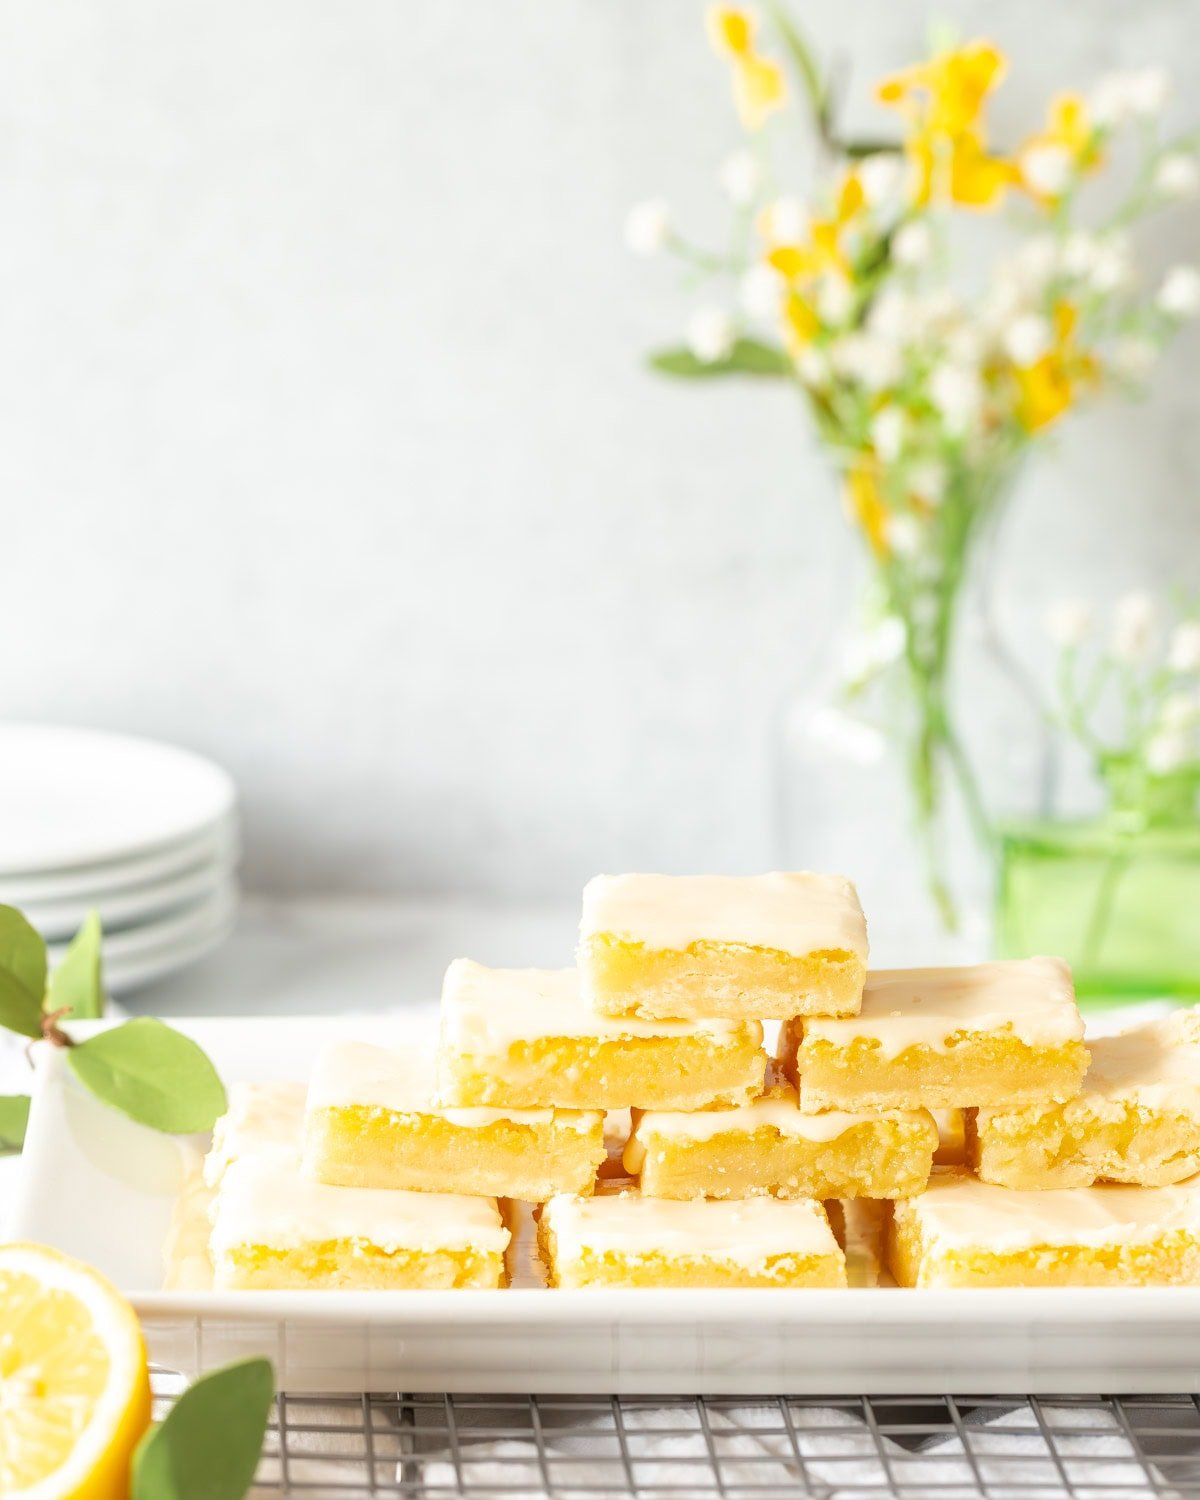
[439,961,755,1051]
[1082,1007,1200,1112]
[542,1190,839,1261]
[204,1080,306,1187]
[307,1039,596,1132]
[579,871,867,958]
[906,1170,1200,1251]
[623,1086,931,1172]
[803,957,1082,1059]
[210,1144,509,1256]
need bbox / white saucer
[0,819,238,905]
[21,854,239,942]
[0,724,236,874]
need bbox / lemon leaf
[47,910,106,1021]
[0,905,47,1038]
[648,339,791,378]
[68,1018,227,1133]
[132,1357,274,1500]
[0,1094,29,1154]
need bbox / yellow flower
[707,6,786,131]
[1017,93,1101,204]
[782,289,819,351]
[1014,303,1097,430]
[879,40,1011,209]
[845,460,890,556]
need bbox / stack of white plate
[0,724,239,994]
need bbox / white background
[1,0,1197,902]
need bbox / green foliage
[0,906,47,1038]
[47,910,105,1020]
[648,338,791,378]
[67,1017,228,1134]
[132,1358,274,1500]
[0,1095,30,1154]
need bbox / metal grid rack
[150,1379,1200,1496]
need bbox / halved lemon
[0,1242,151,1500]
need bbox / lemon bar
[210,1143,510,1290]
[538,1188,846,1288]
[579,872,867,1022]
[204,1080,306,1188]
[438,960,766,1110]
[887,1169,1200,1287]
[303,1039,606,1198]
[623,1082,937,1200]
[969,1007,1200,1189]
[780,958,1087,1112]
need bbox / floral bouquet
[628,7,1199,927]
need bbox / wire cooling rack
[150,1379,1200,1496]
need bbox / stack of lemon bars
[188,872,1200,1292]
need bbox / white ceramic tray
[12,1017,1200,1395]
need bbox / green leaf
[0,1095,30,1155]
[0,906,47,1039]
[68,1018,227,1133]
[843,138,903,160]
[766,2,827,129]
[48,910,106,1021]
[648,338,791,379]
[132,1357,274,1500]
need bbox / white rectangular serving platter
[11,1016,1200,1395]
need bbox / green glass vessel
[996,810,1200,1006]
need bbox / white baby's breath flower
[928,362,984,433]
[625,199,671,255]
[1126,66,1171,118]
[1020,143,1074,199]
[816,273,855,326]
[1145,730,1193,776]
[830,332,903,391]
[761,196,806,244]
[1161,691,1200,730]
[857,153,906,208]
[795,346,829,388]
[1110,336,1157,381]
[885,513,923,558]
[1091,68,1170,128]
[806,704,887,765]
[1089,240,1132,294]
[1154,152,1200,200]
[738,263,783,321]
[1010,235,1060,293]
[892,220,934,268]
[685,306,735,363]
[867,288,914,342]
[1157,266,1200,318]
[1045,598,1094,648]
[1167,621,1200,674]
[1003,314,1053,368]
[719,150,763,206]
[1060,232,1100,279]
[944,322,988,367]
[870,406,906,463]
[1112,591,1159,663]
[908,460,946,508]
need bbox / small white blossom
[829,332,903,391]
[1089,240,1132,294]
[1091,67,1170,128]
[867,288,915,342]
[795,346,829,387]
[857,153,906,208]
[1161,691,1200,730]
[908,460,946,507]
[1045,599,1094,648]
[945,322,988,367]
[761,196,806,244]
[885,513,923,558]
[738,263,783,321]
[1003,314,1053,367]
[806,704,887,765]
[842,614,908,682]
[1146,730,1194,776]
[816,273,855,326]
[719,150,763,206]
[1061,232,1100,279]
[1110,336,1157,380]
[1126,66,1171,118]
[1112,591,1158,662]
[928,362,984,433]
[892,220,934,268]
[1167,621,1200,674]
[1154,152,1200,200]
[625,199,671,255]
[685,306,735,363]
[1157,266,1200,318]
[1021,143,1074,199]
[1010,234,1060,292]
[870,406,906,463]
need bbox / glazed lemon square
[968,1007,1200,1189]
[209,1143,510,1291]
[887,1169,1200,1287]
[538,1187,847,1288]
[304,1038,606,1199]
[438,960,766,1111]
[204,1079,307,1188]
[779,957,1088,1112]
[622,1082,937,1200]
[578,872,867,1022]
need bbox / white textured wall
[0,0,1196,897]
